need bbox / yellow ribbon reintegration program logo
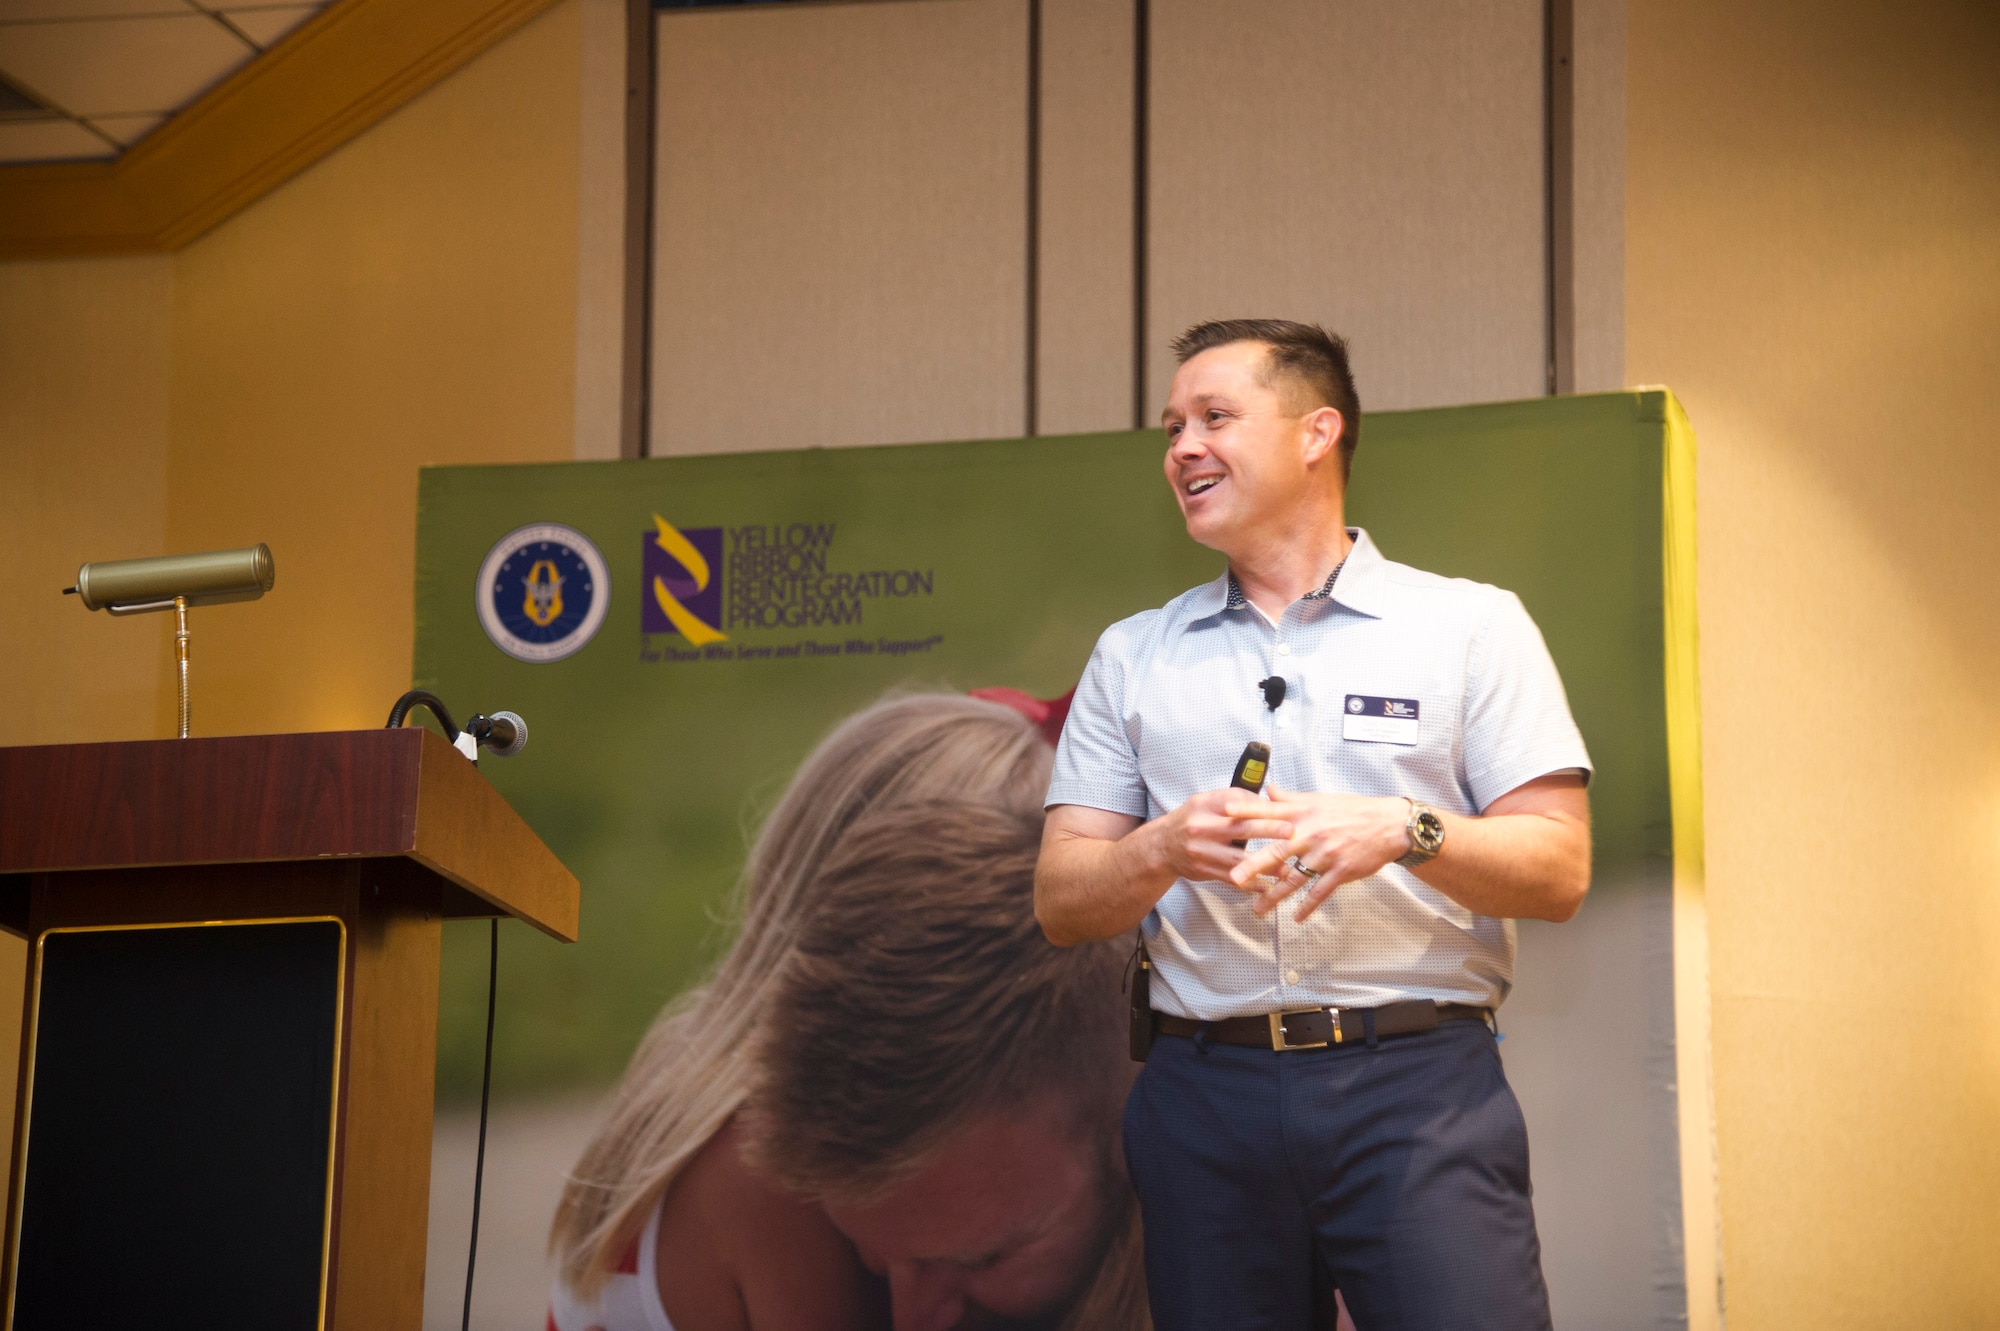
[651,515,728,646]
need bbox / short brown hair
[747,802,1129,1201]
[1172,318,1361,480]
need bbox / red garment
[968,686,1076,748]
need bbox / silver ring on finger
[1284,855,1324,890]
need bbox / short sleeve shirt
[1046,529,1592,1017]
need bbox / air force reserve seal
[476,524,610,662]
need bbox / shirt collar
[1327,528,1388,618]
[1198,528,1390,621]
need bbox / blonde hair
[550,692,1052,1292]
[746,802,1128,1200]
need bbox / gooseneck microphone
[464,711,528,758]
[386,689,459,739]
[384,692,528,760]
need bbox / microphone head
[1259,676,1287,710]
[485,710,528,758]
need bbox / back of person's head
[552,692,1052,1290]
[748,801,1127,1200]
[738,692,1053,943]
[1172,318,1362,480]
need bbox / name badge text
[1342,695,1420,745]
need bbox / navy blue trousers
[1123,1018,1552,1331]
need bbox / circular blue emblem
[476,524,610,663]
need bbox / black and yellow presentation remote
[1228,741,1271,848]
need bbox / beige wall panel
[164,0,582,739]
[1571,0,1624,391]
[1147,0,1546,413]
[650,0,1028,456]
[1037,0,1135,435]
[574,0,627,460]
[1626,0,2000,1324]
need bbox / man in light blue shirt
[1037,320,1592,1331]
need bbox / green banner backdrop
[414,389,1698,1327]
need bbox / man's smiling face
[823,1100,1117,1331]
[1161,340,1327,556]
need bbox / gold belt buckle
[1268,1007,1336,1051]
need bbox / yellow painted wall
[165,0,583,738]
[0,256,175,748]
[1627,1,2000,1324]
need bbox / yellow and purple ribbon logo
[645,515,727,645]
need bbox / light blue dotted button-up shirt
[1046,529,1592,1018]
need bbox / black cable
[388,688,496,1325]
[461,918,498,1331]
[386,689,460,740]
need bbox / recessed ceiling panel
[222,4,320,49]
[0,0,189,20]
[87,110,165,145]
[0,13,252,116]
[0,115,109,161]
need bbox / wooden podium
[0,728,579,1330]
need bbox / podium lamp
[66,544,277,739]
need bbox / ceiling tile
[0,1,194,21]
[0,76,45,112]
[0,13,251,116]
[86,108,161,143]
[218,4,319,50]
[0,115,111,162]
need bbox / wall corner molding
[0,0,564,260]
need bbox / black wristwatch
[1398,798,1445,867]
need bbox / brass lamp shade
[74,545,275,614]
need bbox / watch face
[1414,810,1446,853]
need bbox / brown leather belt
[1154,1001,1491,1051]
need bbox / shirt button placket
[1273,633,1291,730]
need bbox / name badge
[1342,695,1420,745]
